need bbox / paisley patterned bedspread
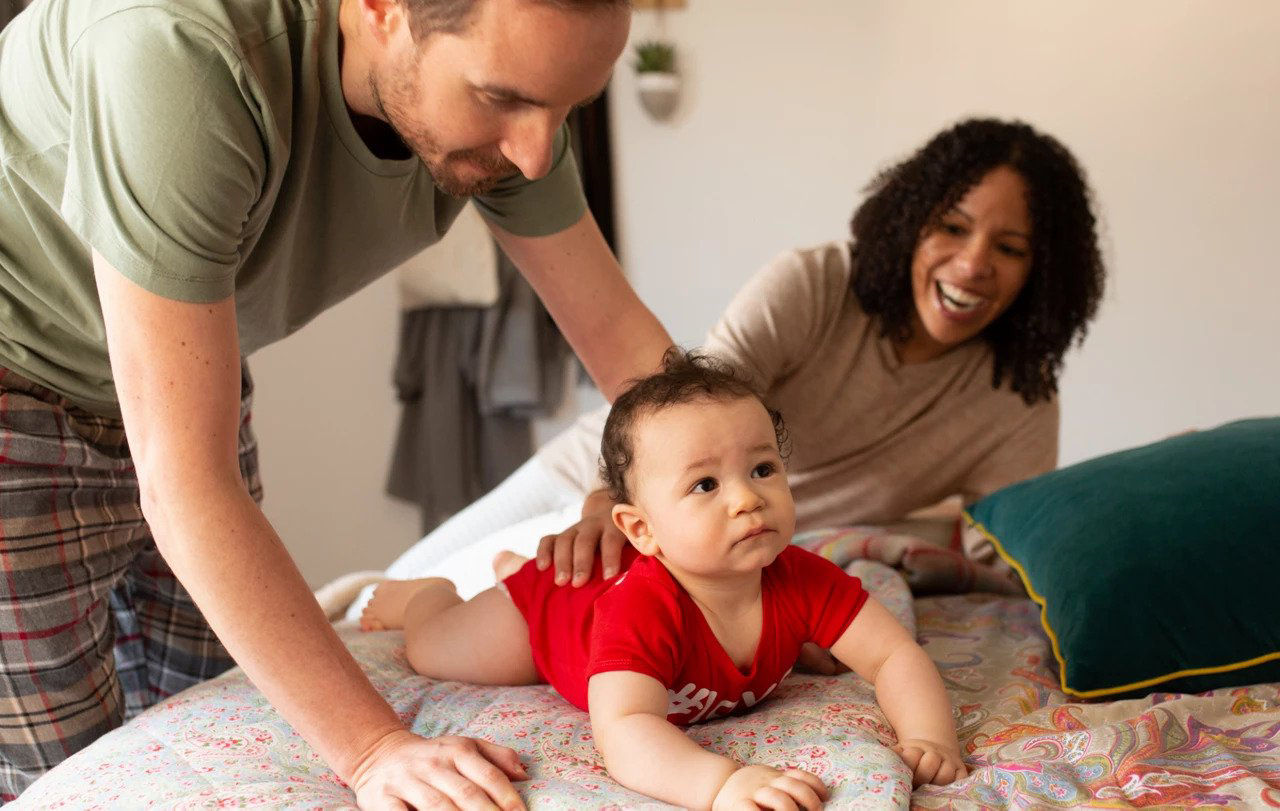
[20,560,1280,808]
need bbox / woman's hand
[712,765,828,811]
[536,489,627,586]
[892,738,968,787]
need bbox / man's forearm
[146,480,403,782]
[490,213,673,403]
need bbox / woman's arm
[828,597,967,786]
[588,672,826,810]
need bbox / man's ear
[612,503,658,557]
[355,0,409,43]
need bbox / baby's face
[627,396,796,578]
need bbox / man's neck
[337,0,374,119]
[336,0,412,159]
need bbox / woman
[360,117,1105,604]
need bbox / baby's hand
[893,738,968,787]
[712,764,828,810]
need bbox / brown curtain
[1,0,25,29]
[569,90,618,253]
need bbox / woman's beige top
[539,240,1057,531]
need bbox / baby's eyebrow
[682,456,715,474]
[681,443,777,474]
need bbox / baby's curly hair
[600,348,789,503]
[851,117,1106,404]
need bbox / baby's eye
[940,222,967,237]
[751,462,775,478]
[691,477,718,494]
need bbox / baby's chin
[727,531,791,565]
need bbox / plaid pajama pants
[0,364,262,800]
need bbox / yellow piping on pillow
[962,511,1280,699]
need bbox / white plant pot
[637,71,680,120]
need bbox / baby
[362,349,966,809]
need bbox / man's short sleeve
[775,546,869,649]
[472,124,587,237]
[587,572,683,686]
[61,10,266,303]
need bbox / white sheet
[343,504,584,620]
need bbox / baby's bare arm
[829,597,966,785]
[589,672,829,809]
[589,672,738,808]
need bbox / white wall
[251,273,421,587]
[611,0,1280,466]
[256,1,1280,586]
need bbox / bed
[18,521,1280,809]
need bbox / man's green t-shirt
[0,0,587,414]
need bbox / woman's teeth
[937,281,982,312]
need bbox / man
[0,0,670,805]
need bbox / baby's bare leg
[361,577,457,632]
[404,586,539,685]
[492,549,529,581]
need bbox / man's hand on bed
[892,738,967,787]
[536,488,627,586]
[350,729,529,810]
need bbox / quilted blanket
[19,559,1280,808]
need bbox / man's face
[372,0,629,196]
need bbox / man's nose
[499,111,559,180]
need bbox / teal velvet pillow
[964,417,1280,699]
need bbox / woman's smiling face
[901,165,1034,363]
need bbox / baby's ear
[612,503,658,557]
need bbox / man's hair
[600,348,788,504]
[403,0,629,41]
[849,117,1106,405]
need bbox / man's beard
[371,70,519,198]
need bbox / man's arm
[92,252,527,809]
[488,211,672,403]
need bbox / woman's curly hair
[600,348,790,504]
[851,118,1105,404]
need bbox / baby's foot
[360,578,453,631]
[492,549,530,581]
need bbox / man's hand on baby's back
[537,489,627,586]
[892,738,967,787]
[712,764,827,811]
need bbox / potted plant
[633,40,679,120]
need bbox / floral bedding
[19,549,1280,808]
